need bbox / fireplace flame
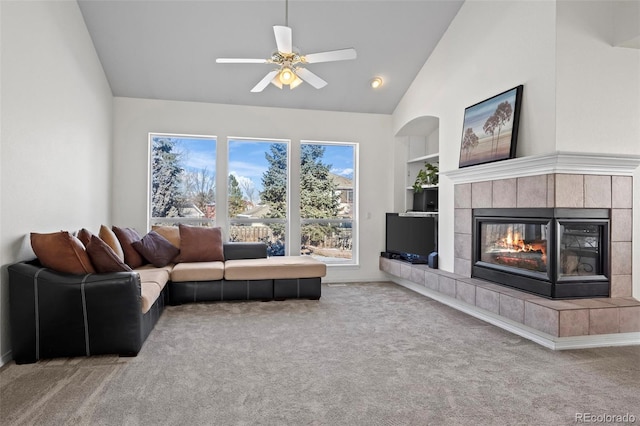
[494,228,547,265]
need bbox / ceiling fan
[216,0,357,92]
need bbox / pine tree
[151,138,183,218]
[300,144,339,247]
[260,143,340,248]
[260,144,288,221]
[228,174,246,217]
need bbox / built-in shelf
[400,211,438,216]
[406,184,438,191]
[407,152,440,164]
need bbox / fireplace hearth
[472,208,610,299]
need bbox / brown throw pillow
[132,231,180,267]
[76,228,93,247]
[99,225,125,262]
[86,235,132,273]
[177,225,224,262]
[112,226,146,268]
[31,231,95,274]
[151,225,180,248]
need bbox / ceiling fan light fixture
[290,75,303,89]
[279,67,295,85]
[371,77,383,89]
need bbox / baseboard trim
[391,276,640,350]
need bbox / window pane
[301,221,352,264]
[229,222,286,257]
[228,139,288,255]
[150,134,216,225]
[301,142,356,264]
[300,144,354,220]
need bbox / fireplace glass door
[558,221,605,278]
[473,208,610,298]
[479,221,549,276]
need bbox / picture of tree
[459,85,523,168]
[461,127,480,161]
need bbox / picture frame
[459,85,523,168]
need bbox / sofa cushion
[31,231,96,275]
[140,281,162,314]
[151,225,180,248]
[171,261,224,282]
[86,235,132,273]
[137,267,171,313]
[132,231,180,268]
[76,228,93,247]
[224,256,326,280]
[176,225,224,263]
[99,225,125,262]
[137,268,170,292]
[112,226,146,269]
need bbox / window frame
[147,132,218,229]
[300,140,359,266]
[227,137,291,255]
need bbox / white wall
[392,0,558,272]
[112,97,393,283]
[556,1,640,155]
[0,1,113,364]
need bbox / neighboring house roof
[236,204,271,219]
[329,173,353,189]
[179,203,205,218]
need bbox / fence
[229,225,274,242]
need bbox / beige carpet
[1,282,639,425]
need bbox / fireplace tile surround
[382,153,640,348]
[453,173,633,297]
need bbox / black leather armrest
[8,262,143,363]
[223,242,268,260]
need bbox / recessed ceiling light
[370,77,383,89]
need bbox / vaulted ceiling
[78,0,463,114]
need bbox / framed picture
[459,85,523,168]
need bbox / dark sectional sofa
[8,242,326,364]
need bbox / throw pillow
[76,228,93,248]
[132,231,180,268]
[151,225,180,248]
[31,231,95,274]
[176,225,224,263]
[99,225,125,262]
[112,226,146,268]
[86,235,132,273]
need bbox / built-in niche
[394,116,440,213]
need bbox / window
[228,138,289,256]
[148,134,357,265]
[149,134,216,227]
[300,142,357,264]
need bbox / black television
[385,213,436,263]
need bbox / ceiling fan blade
[251,70,280,92]
[216,58,269,64]
[303,48,357,64]
[274,25,292,54]
[295,67,327,89]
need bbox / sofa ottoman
[224,256,326,300]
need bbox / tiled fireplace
[472,207,611,299]
[454,173,633,297]
[381,153,640,348]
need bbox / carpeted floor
[1,281,639,425]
